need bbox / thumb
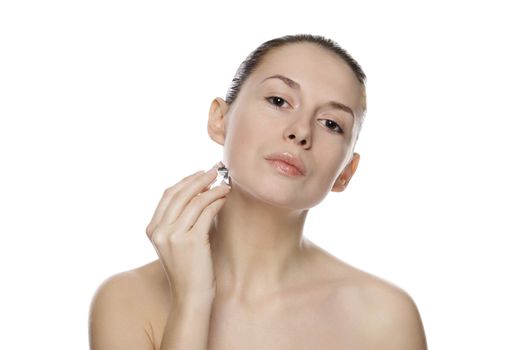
[189,197,227,237]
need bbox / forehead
[245,43,363,108]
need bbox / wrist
[172,291,215,309]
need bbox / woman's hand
[145,166,231,303]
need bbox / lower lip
[265,159,304,176]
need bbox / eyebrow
[259,74,355,118]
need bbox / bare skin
[89,42,427,349]
[90,251,426,350]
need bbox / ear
[331,152,360,192]
[207,97,229,146]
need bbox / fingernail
[209,161,224,171]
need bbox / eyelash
[265,96,344,134]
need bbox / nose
[285,123,312,149]
[287,133,309,147]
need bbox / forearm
[159,297,214,350]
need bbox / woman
[89,34,427,350]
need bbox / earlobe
[331,153,360,193]
[331,176,349,192]
[207,97,229,146]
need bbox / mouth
[264,152,306,176]
[265,159,304,176]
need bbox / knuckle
[192,193,205,205]
[168,232,183,245]
[150,227,166,244]
[152,234,165,246]
[163,186,175,196]
[168,233,177,243]
[145,224,153,237]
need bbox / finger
[188,196,228,238]
[174,185,231,233]
[158,168,219,228]
[146,169,204,239]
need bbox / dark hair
[225,34,367,134]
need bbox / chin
[238,177,320,210]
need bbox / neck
[209,186,312,303]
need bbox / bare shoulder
[90,259,167,310]
[89,260,168,350]
[309,244,428,350]
[343,268,427,350]
[93,259,171,317]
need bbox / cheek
[222,109,265,169]
[311,143,348,185]
[225,112,256,147]
[224,105,273,146]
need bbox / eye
[265,96,290,110]
[320,119,344,134]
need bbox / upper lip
[264,151,307,175]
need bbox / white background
[1,0,521,349]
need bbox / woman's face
[208,43,364,210]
